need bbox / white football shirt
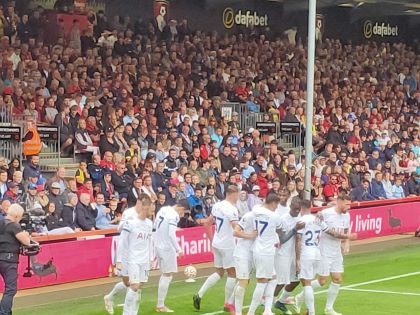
[252,205,282,256]
[233,211,256,259]
[276,204,290,217]
[297,214,328,260]
[119,217,153,264]
[154,206,181,252]
[277,212,300,257]
[211,200,239,250]
[319,207,350,257]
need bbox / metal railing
[0,105,13,125]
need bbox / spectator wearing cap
[23,183,40,210]
[46,167,68,194]
[2,182,22,203]
[256,168,269,198]
[100,127,119,155]
[248,185,263,209]
[48,182,67,216]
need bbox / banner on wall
[154,0,170,32]
[222,7,269,29]
[363,20,399,39]
[2,201,419,291]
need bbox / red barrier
[1,227,214,291]
[0,197,419,291]
[349,201,420,239]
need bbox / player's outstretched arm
[295,233,302,275]
[326,228,357,240]
[233,224,257,239]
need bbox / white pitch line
[342,288,420,296]
[201,271,420,315]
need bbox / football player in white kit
[232,209,258,315]
[295,199,356,315]
[296,193,356,315]
[276,189,290,217]
[118,194,155,315]
[274,196,304,315]
[104,194,152,314]
[193,185,239,313]
[247,193,282,315]
[154,199,189,313]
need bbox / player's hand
[249,230,258,238]
[348,233,358,241]
[116,262,122,271]
[295,221,305,230]
[178,250,184,257]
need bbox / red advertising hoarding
[1,200,419,291]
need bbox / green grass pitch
[14,242,420,315]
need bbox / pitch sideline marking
[201,271,420,315]
[342,288,420,296]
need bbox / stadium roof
[267,0,420,17]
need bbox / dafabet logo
[222,7,268,29]
[363,20,398,39]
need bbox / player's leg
[223,248,237,313]
[123,263,141,315]
[248,255,273,315]
[295,260,319,315]
[104,264,129,315]
[194,248,224,310]
[263,276,277,315]
[156,249,177,312]
[325,272,343,315]
[234,257,251,315]
[274,255,293,314]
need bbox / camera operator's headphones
[20,240,41,256]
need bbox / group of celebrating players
[102,185,356,315]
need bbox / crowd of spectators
[0,2,420,231]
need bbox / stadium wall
[1,197,419,291]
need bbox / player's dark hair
[265,193,281,205]
[226,185,239,195]
[300,199,312,210]
[137,193,152,206]
[337,192,351,201]
[290,196,301,210]
[176,199,190,210]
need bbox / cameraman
[0,204,31,315]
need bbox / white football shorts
[318,254,344,276]
[275,255,298,285]
[254,255,275,279]
[234,256,253,280]
[299,258,321,280]
[213,247,235,269]
[156,247,178,274]
[127,262,150,284]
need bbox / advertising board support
[278,122,302,158]
[36,125,61,169]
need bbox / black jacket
[60,204,78,229]
[75,202,97,231]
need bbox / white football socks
[278,288,292,303]
[157,275,173,308]
[123,288,140,315]
[225,277,237,304]
[326,282,340,310]
[108,281,127,299]
[304,286,315,315]
[234,285,246,315]
[198,272,221,298]
[248,282,267,315]
[264,279,277,313]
